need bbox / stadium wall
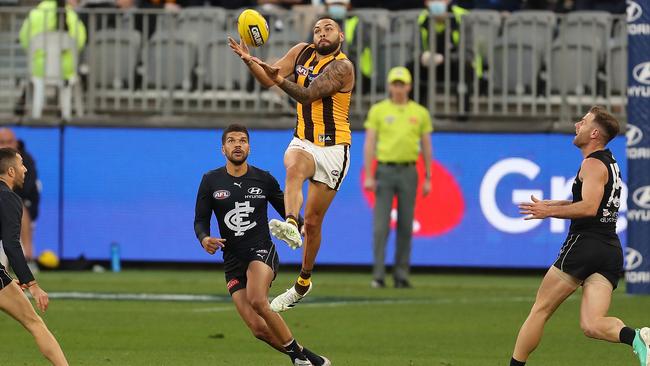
[13,126,627,269]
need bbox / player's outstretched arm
[228,38,305,88]
[253,58,353,104]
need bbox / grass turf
[0,270,648,365]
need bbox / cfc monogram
[224,201,257,236]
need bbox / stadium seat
[143,31,198,90]
[492,11,556,95]
[203,36,247,90]
[0,31,28,109]
[89,29,141,89]
[608,21,627,95]
[549,12,611,96]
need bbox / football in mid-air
[237,9,269,48]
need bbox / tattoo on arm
[278,60,352,104]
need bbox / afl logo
[628,0,642,23]
[627,124,643,147]
[632,62,650,85]
[625,247,643,271]
[632,185,650,209]
[247,187,262,195]
[213,190,230,200]
[296,65,309,77]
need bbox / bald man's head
[0,128,18,149]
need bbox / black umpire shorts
[224,240,279,295]
[553,232,624,289]
[0,265,13,290]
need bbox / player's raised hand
[228,36,251,63]
[28,284,49,312]
[250,57,282,84]
[201,237,226,255]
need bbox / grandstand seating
[0,7,628,124]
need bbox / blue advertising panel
[626,0,650,293]
[59,128,627,268]
[10,127,61,256]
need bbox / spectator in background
[363,67,433,289]
[323,0,387,93]
[19,0,87,83]
[414,0,473,107]
[0,128,40,272]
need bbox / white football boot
[271,282,312,312]
[269,219,302,249]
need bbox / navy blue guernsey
[569,149,622,246]
[194,165,287,253]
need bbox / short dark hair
[0,148,19,175]
[589,105,619,144]
[221,124,250,144]
[315,16,342,31]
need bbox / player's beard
[227,150,248,166]
[316,38,340,55]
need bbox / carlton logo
[628,0,643,23]
[213,190,230,200]
[633,62,650,85]
[625,247,643,271]
[632,186,650,209]
[627,124,643,147]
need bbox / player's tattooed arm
[277,59,352,104]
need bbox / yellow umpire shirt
[363,99,433,163]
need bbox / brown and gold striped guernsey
[293,44,352,147]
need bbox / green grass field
[1,270,648,366]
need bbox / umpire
[363,67,433,289]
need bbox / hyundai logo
[247,187,262,195]
[628,0,643,23]
[627,124,644,147]
[633,62,650,85]
[625,247,643,271]
[632,185,650,209]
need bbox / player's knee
[248,296,271,315]
[580,321,599,338]
[530,302,554,320]
[302,216,322,236]
[23,313,46,333]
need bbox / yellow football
[37,250,60,269]
[237,9,269,48]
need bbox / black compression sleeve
[194,174,212,245]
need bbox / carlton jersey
[293,44,352,147]
[569,149,622,246]
[194,166,287,253]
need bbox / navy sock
[510,357,526,366]
[620,326,636,346]
[302,347,325,366]
[284,339,308,361]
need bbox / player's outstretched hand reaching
[201,237,226,255]
[227,36,251,63]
